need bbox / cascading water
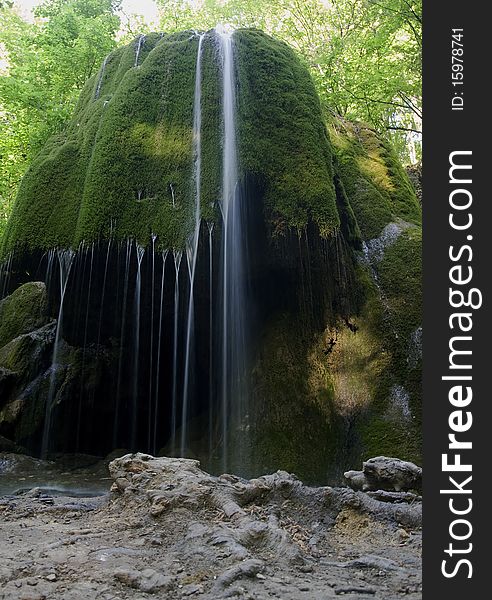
[181,33,205,457]
[0,252,13,300]
[114,239,132,447]
[131,244,145,448]
[147,234,157,449]
[153,249,169,453]
[170,249,182,453]
[134,35,145,67]
[77,241,95,448]
[217,26,250,472]
[94,55,108,100]
[41,249,75,458]
[2,29,252,472]
[207,221,215,454]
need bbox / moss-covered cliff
[0,29,422,481]
[2,29,343,255]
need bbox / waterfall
[147,234,157,449]
[41,249,75,458]
[94,55,109,100]
[217,26,250,472]
[77,241,95,448]
[134,35,145,68]
[0,251,13,300]
[207,221,214,455]
[153,249,169,453]
[96,238,112,349]
[131,244,145,448]
[171,249,182,452]
[114,239,132,447]
[181,33,205,457]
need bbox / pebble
[398,528,410,542]
[181,583,204,596]
[299,564,314,573]
[46,573,57,582]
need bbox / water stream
[41,249,75,458]
[181,33,205,457]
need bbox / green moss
[353,227,422,462]
[234,29,339,237]
[378,227,422,355]
[2,29,344,254]
[0,282,48,348]
[1,33,206,253]
[199,37,222,222]
[252,313,346,483]
[329,120,421,240]
[359,416,421,465]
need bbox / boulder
[344,456,422,493]
[0,282,48,348]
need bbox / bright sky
[14,0,160,27]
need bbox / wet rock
[0,434,26,453]
[0,282,48,349]
[0,367,17,396]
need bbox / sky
[14,0,160,27]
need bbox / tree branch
[387,125,422,134]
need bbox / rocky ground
[0,453,422,600]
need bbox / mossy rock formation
[2,29,348,254]
[0,30,422,482]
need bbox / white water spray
[216,25,250,471]
[41,249,75,458]
[181,33,205,457]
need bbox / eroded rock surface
[0,453,422,599]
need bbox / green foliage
[157,0,422,163]
[0,0,121,237]
[2,30,348,253]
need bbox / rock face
[0,282,48,348]
[0,30,422,479]
[0,453,423,599]
[0,284,54,450]
[344,456,422,493]
[0,282,116,453]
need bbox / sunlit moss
[328,120,421,240]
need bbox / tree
[156,0,422,162]
[0,0,121,235]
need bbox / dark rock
[0,282,48,348]
[344,456,422,493]
[0,434,27,453]
[0,366,17,397]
